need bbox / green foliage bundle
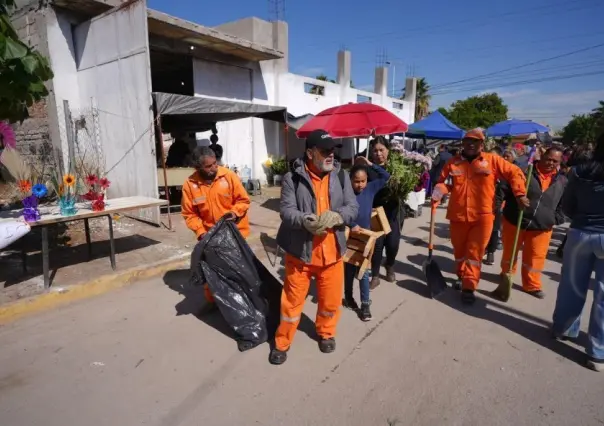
[384,151,422,203]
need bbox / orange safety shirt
[439,151,526,223]
[307,165,340,267]
[535,163,555,191]
[181,166,251,239]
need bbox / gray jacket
[276,158,359,263]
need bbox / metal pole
[392,65,396,98]
[155,115,172,230]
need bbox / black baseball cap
[305,129,343,150]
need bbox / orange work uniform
[181,166,251,302]
[438,152,526,291]
[500,166,556,292]
[274,166,344,352]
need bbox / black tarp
[190,218,282,351]
[153,92,287,132]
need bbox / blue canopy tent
[486,119,549,137]
[406,111,464,141]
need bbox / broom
[490,148,536,302]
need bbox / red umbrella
[296,103,408,139]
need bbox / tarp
[153,92,287,132]
[406,111,464,140]
[287,113,314,130]
[189,218,282,351]
[486,119,550,137]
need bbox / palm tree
[401,77,431,121]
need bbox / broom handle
[429,203,436,255]
[508,163,534,267]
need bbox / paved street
[0,207,602,426]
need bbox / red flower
[91,199,105,212]
[82,190,96,201]
[85,174,98,186]
[99,177,111,189]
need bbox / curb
[0,254,189,326]
[0,232,273,326]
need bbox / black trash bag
[191,218,281,351]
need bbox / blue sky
[148,0,604,129]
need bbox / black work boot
[453,277,462,291]
[484,252,495,266]
[525,289,546,299]
[461,289,476,305]
[359,301,372,322]
[318,338,336,354]
[269,348,288,365]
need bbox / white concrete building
[11,0,416,224]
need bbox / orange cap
[463,128,486,141]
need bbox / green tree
[0,0,54,123]
[561,114,597,145]
[591,100,604,134]
[438,93,508,130]
[402,77,431,121]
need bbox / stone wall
[6,2,59,178]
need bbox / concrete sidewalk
[0,207,602,426]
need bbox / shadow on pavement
[397,275,587,367]
[162,268,319,345]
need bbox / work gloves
[431,183,448,202]
[302,211,344,236]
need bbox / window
[357,94,372,103]
[392,102,404,110]
[304,82,325,96]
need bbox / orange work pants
[275,255,344,351]
[450,217,494,291]
[500,218,553,292]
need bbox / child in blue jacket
[344,157,390,321]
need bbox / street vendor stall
[152,92,288,216]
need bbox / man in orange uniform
[181,146,251,306]
[498,147,567,299]
[431,129,529,305]
[269,129,359,365]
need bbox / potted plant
[270,157,288,186]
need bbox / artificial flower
[85,174,98,186]
[57,184,64,196]
[31,183,48,198]
[82,190,96,201]
[63,174,76,187]
[0,121,16,150]
[18,180,32,193]
[99,177,111,189]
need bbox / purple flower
[22,195,38,209]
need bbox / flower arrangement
[270,157,289,176]
[0,148,47,222]
[390,141,433,170]
[0,121,16,151]
[82,173,111,211]
[384,150,423,205]
[49,171,79,216]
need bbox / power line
[430,42,604,90]
[300,0,599,50]
[431,69,604,96]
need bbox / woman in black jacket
[552,133,604,372]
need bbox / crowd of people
[180,128,604,372]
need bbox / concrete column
[337,50,351,87]
[403,77,417,122]
[374,66,388,99]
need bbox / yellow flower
[58,184,64,196]
[63,174,76,187]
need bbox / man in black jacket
[499,147,567,298]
